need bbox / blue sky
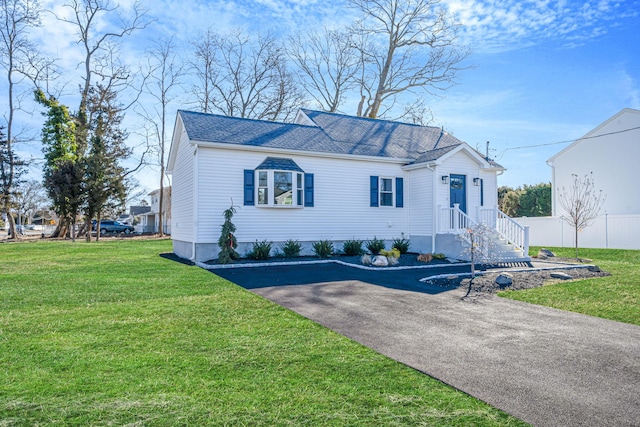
[5,0,639,199]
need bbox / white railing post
[524,225,530,257]
[453,203,460,230]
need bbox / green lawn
[499,247,640,326]
[0,239,526,426]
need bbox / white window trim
[256,170,304,208]
[379,176,395,207]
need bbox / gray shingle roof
[177,109,503,167]
[178,110,344,153]
[300,109,463,160]
[255,157,304,172]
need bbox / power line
[496,126,640,160]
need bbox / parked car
[96,220,135,235]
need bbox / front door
[450,174,466,213]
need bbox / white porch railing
[438,205,530,257]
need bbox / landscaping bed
[462,266,610,294]
[205,253,455,268]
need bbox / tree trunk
[5,211,19,241]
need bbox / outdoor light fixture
[441,175,449,184]
[473,178,480,186]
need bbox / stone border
[196,258,471,272]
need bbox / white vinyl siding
[407,167,433,237]
[170,125,194,242]
[437,150,496,217]
[193,147,409,245]
[549,109,640,216]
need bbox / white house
[167,109,529,262]
[547,108,640,217]
[138,187,171,234]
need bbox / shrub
[392,234,410,254]
[417,253,433,263]
[248,240,273,260]
[343,239,365,256]
[312,240,334,258]
[433,253,446,260]
[218,205,239,264]
[280,239,302,258]
[366,236,386,254]
[380,248,401,259]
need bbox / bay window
[244,157,313,208]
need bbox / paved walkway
[212,263,640,427]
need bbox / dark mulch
[423,266,611,295]
[204,253,453,268]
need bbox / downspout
[192,145,198,261]
[427,163,438,253]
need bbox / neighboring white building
[167,109,530,262]
[547,108,640,216]
[139,187,171,234]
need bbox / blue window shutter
[370,176,379,207]
[243,169,255,206]
[396,177,404,208]
[304,173,314,207]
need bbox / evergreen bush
[280,239,302,258]
[392,234,410,254]
[366,236,385,254]
[312,240,334,258]
[248,240,273,260]
[343,239,364,256]
[218,205,239,264]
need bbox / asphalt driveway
[212,264,640,427]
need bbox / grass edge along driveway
[499,247,640,326]
[1,239,527,426]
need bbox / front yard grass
[499,247,640,326]
[0,239,526,426]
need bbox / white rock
[372,255,389,267]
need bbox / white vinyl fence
[513,214,640,250]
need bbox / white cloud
[444,0,640,53]
[617,66,640,110]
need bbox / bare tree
[190,28,216,114]
[457,223,499,298]
[287,28,360,112]
[56,0,149,115]
[349,0,469,119]
[558,172,606,260]
[140,37,184,237]
[190,29,305,122]
[14,178,46,224]
[0,0,42,239]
